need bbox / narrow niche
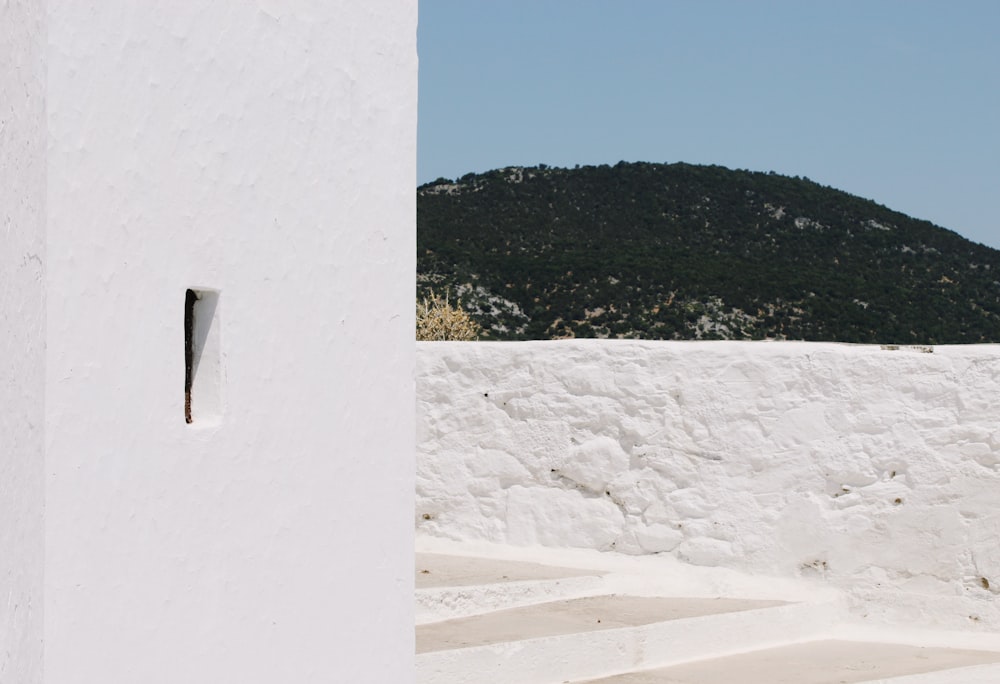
[184,288,222,425]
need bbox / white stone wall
[3,2,417,682]
[0,2,46,682]
[417,340,1000,630]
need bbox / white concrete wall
[0,2,46,682]
[41,2,415,682]
[417,341,1000,630]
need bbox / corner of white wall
[0,1,46,682]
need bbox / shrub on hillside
[416,291,481,341]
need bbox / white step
[414,542,1000,684]
[572,639,1000,683]
[417,593,842,684]
[416,552,607,623]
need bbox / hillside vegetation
[418,162,1000,343]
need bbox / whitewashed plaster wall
[0,2,45,682]
[37,2,415,682]
[417,341,1000,630]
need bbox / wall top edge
[415,339,1000,356]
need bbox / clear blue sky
[418,1,1000,249]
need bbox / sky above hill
[418,1,1000,249]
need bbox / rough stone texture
[417,340,1000,630]
[0,2,46,682]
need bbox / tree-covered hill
[418,162,1000,343]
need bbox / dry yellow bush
[416,291,481,341]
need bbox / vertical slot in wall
[184,288,222,425]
